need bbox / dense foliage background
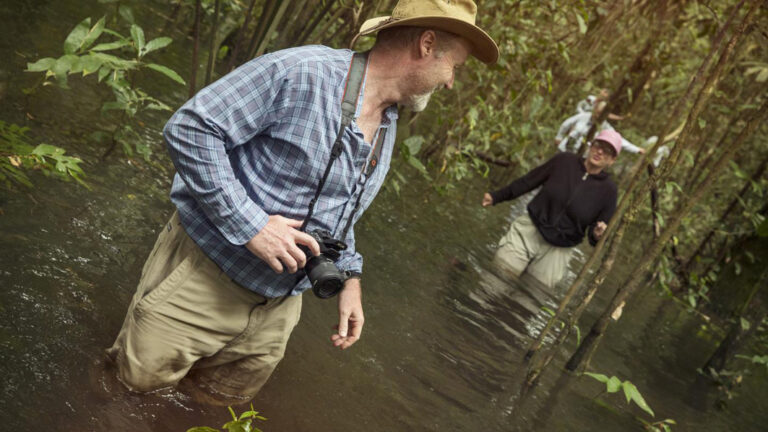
[2,1,767,430]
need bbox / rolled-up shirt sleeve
[164,55,290,245]
[335,225,363,275]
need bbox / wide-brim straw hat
[352,0,499,64]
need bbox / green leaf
[90,39,132,52]
[26,57,56,72]
[145,63,186,85]
[606,376,621,393]
[90,52,138,70]
[584,372,609,384]
[622,381,654,417]
[97,66,111,82]
[130,24,145,53]
[402,135,424,157]
[52,54,81,87]
[540,306,555,317]
[740,317,750,331]
[80,55,103,76]
[119,5,136,24]
[143,37,173,55]
[81,16,106,51]
[576,14,587,34]
[63,17,91,54]
[572,324,581,345]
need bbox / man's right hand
[245,215,321,274]
[482,192,494,207]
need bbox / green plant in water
[0,120,85,190]
[187,405,267,432]
[25,15,185,159]
[584,372,676,430]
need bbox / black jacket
[491,152,617,247]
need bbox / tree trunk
[205,0,222,86]
[681,154,768,276]
[227,0,258,71]
[295,0,339,46]
[703,268,767,373]
[565,98,768,372]
[189,0,202,98]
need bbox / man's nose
[445,72,455,90]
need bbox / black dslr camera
[304,229,348,299]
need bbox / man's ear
[418,30,437,58]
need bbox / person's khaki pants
[106,211,301,404]
[493,213,572,288]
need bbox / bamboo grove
[4,0,768,403]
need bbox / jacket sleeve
[555,114,579,142]
[164,54,293,245]
[490,153,560,205]
[588,183,618,246]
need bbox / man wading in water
[107,0,498,405]
[482,130,624,288]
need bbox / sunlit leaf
[145,63,186,85]
[63,17,91,54]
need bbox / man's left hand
[331,278,364,349]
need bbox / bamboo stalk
[566,97,768,372]
[205,0,222,86]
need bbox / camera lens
[305,255,344,299]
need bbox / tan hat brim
[358,16,499,64]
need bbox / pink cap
[594,129,623,156]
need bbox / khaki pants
[493,214,572,288]
[106,211,301,404]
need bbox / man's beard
[405,91,434,112]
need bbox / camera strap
[301,51,387,235]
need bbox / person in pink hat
[480,129,622,288]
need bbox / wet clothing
[165,45,398,298]
[490,152,617,248]
[556,112,642,154]
[494,213,572,288]
[110,45,396,402]
[107,212,301,402]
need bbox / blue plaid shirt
[164,45,398,298]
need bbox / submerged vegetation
[1,0,766,430]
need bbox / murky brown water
[2,1,767,431]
